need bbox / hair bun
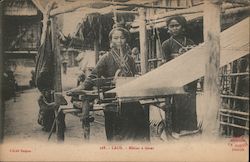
[112,22,125,29]
[109,23,130,41]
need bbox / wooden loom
[42,0,249,141]
[60,18,249,141]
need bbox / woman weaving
[67,24,148,142]
[162,16,198,138]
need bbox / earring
[110,42,114,48]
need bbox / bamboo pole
[0,0,4,143]
[139,8,148,74]
[203,0,222,137]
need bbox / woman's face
[168,19,182,36]
[111,30,126,48]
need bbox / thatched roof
[4,0,39,16]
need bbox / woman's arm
[67,54,108,94]
[162,39,172,63]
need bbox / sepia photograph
[0,0,249,161]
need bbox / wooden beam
[32,0,45,13]
[49,0,136,16]
[4,51,37,54]
[81,96,90,140]
[224,0,250,5]
[129,4,249,32]
[0,0,4,144]
[220,108,249,116]
[148,4,203,21]
[220,113,249,121]
[94,37,99,64]
[114,10,138,14]
[221,95,249,101]
[130,4,249,31]
[203,0,222,137]
[50,0,187,16]
[164,97,173,138]
[223,6,250,15]
[139,8,148,74]
[103,1,188,9]
[220,72,249,76]
[146,6,250,26]
[156,30,163,67]
[220,121,249,130]
[51,15,65,142]
[50,1,96,16]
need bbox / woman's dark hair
[166,15,187,31]
[108,23,130,41]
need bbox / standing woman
[162,16,198,136]
[68,25,148,141]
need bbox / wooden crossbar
[220,121,249,130]
[221,95,249,101]
[220,112,249,121]
[220,108,249,116]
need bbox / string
[111,47,132,76]
[172,37,187,48]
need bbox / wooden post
[203,0,222,137]
[142,104,150,141]
[0,0,4,143]
[164,97,173,138]
[81,95,90,141]
[94,38,99,64]
[139,8,148,74]
[156,35,162,67]
[51,15,65,142]
[138,8,150,142]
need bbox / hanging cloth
[35,21,54,92]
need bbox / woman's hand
[66,86,84,96]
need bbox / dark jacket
[162,35,198,132]
[82,49,136,90]
[162,36,195,62]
